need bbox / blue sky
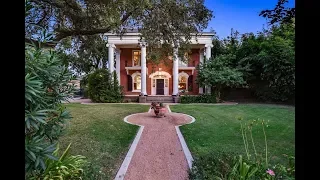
[204,0,295,39]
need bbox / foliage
[80,74,89,98]
[228,155,260,180]
[58,35,109,75]
[202,19,294,102]
[189,151,235,180]
[87,69,123,103]
[237,23,295,102]
[259,0,295,25]
[29,143,86,180]
[26,0,213,70]
[180,94,216,103]
[272,155,295,179]
[188,114,295,180]
[197,55,246,102]
[25,40,76,176]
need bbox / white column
[172,46,179,96]
[115,49,121,84]
[199,48,204,94]
[139,42,147,96]
[205,43,213,61]
[106,43,116,76]
[205,44,213,94]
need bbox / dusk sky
[204,0,295,39]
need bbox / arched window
[178,72,189,91]
[131,72,141,92]
[178,76,187,90]
[134,75,141,90]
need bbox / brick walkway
[124,106,192,180]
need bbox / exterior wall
[147,59,173,95]
[190,49,200,95]
[120,48,201,95]
[120,48,140,95]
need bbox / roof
[105,30,215,36]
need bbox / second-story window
[178,52,189,67]
[133,50,141,66]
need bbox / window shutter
[188,75,193,91]
[127,75,132,91]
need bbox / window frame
[178,72,189,92]
[132,50,141,67]
[131,72,141,92]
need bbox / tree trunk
[215,85,222,103]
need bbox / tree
[197,55,246,102]
[211,36,226,58]
[259,0,295,25]
[236,22,295,102]
[25,0,213,72]
[58,34,109,75]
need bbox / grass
[59,103,149,180]
[170,104,295,165]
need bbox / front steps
[146,96,174,103]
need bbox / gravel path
[124,107,192,180]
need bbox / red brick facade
[120,48,201,95]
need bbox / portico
[105,31,214,102]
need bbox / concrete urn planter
[151,102,166,118]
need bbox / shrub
[197,55,246,102]
[29,143,86,180]
[87,69,123,103]
[25,41,87,178]
[25,44,74,175]
[189,151,235,180]
[80,74,89,98]
[189,118,295,180]
[180,94,217,103]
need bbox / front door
[156,79,164,95]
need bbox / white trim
[149,71,171,95]
[114,108,151,180]
[116,49,121,84]
[106,34,214,46]
[124,67,148,75]
[178,67,196,75]
[167,105,196,170]
[131,72,141,92]
[148,71,172,78]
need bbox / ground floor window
[178,76,187,91]
[131,72,141,92]
[178,72,189,92]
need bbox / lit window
[178,76,187,90]
[133,51,141,66]
[134,75,141,90]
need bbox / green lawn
[170,104,295,164]
[59,103,149,179]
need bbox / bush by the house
[196,54,246,103]
[87,69,124,103]
[180,94,217,103]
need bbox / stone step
[146,101,173,103]
[146,96,173,103]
